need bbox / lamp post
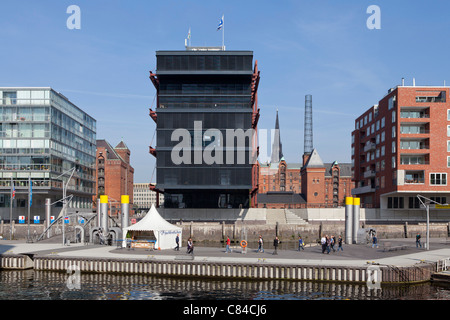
[56,167,76,246]
[416,195,448,251]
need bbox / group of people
[174,234,194,254]
[320,234,344,254]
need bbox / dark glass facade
[154,50,256,208]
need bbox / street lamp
[416,194,448,251]
[56,167,76,246]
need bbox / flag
[11,180,15,200]
[217,15,224,31]
[187,28,191,40]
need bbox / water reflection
[0,270,448,300]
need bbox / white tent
[122,205,182,250]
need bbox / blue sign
[64,217,70,224]
[33,216,40,224]
[50,216,55,223]
[19,216,25,224]
[78,217,85,224]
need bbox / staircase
[285,209,308,225]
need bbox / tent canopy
[122,205,181,250]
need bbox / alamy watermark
[66,265,81,290]
[170,122,281,165]
[66,5,81,30]
[366,5,381,30]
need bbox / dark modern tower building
[149,48,260,209]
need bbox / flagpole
[222,15,225,50]
[9,176,13,240]
[27,175,31,240]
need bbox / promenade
[1,237,449,268]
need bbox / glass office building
[0,88,96,220]
[151,49,260,208]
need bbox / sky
[1,0,450,183]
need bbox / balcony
[363,142,376,152]
[363,170,376,178]
[351,185,375,195]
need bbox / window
[392,126,396,138]
[364,115,368,125]
[448,156,450,167]
[392,156,396,168]
[448,109,450,121]
[371,123,375,134]
[381,176,385,188]
[448,125,450,137]
[448,141,450,152]
[356,121,359,130]
[381,159,385,170]
[430,173,447,185]
[376,120,380,131]
[376,134,380,144]
[392,110,396,123]
[381,117,385,128]
[392,141,396,153]
[409,197,421,209]
[381,145,385,156]
[381,131,385,142]
[369,112,372,122]
[388,196,404,209]
[367,126,370,136]
[388,96,395,110]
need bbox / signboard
[435,204,450,209]
[50,216,55,223]
[78,217,85,224]
[64,217,70,224]
[33,216,40,224]
[19,216,25,224]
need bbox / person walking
[297,236,305,251]
[321,235,327,254]
[326,235,331,254]
[175,234,180,251]
[225,236,231,253]
[330,235,336,252]
[337,235,344,252]
[416,233,422,248]
[187,238,194,254]
[258,235,264,253]
[372,234,378,248]
[273,236,280,255]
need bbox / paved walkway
[1,237,449,268]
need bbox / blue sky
[1,0,450,183]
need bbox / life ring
[240,240,248,248]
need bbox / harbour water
[0,269,449,300]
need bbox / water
[0,270,449,300]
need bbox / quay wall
[0,254,437,284]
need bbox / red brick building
[256,111,353,209]
[351,83,450,209]
[95,139,134,215]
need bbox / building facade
[351,83,450,210]
[0,87,96,220]
[257,111,353,209]
[133,183,164,212]
[95,139,134,215]
[149,48,260,209]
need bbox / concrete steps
[285,210,308,225]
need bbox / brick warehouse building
[95,139,134,215]
[351,81,450,211]
[257,111,353,209]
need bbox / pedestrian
[297,236,305,251]
[330,235,336,252]
[273,236,280,255]
[337,235,343,252]
[225,236,231,253]
[416,233,422,248]
[175,234,180,251]
[258,235,264,253]
[372,234,378,248]
[326,235,331,254]
[321,235,327,253]
[187,238,194,254]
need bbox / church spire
[271,109,283,163]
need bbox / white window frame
[430,173,447,186]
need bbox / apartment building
[351,82,450,211]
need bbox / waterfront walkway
[1,237,449,268]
